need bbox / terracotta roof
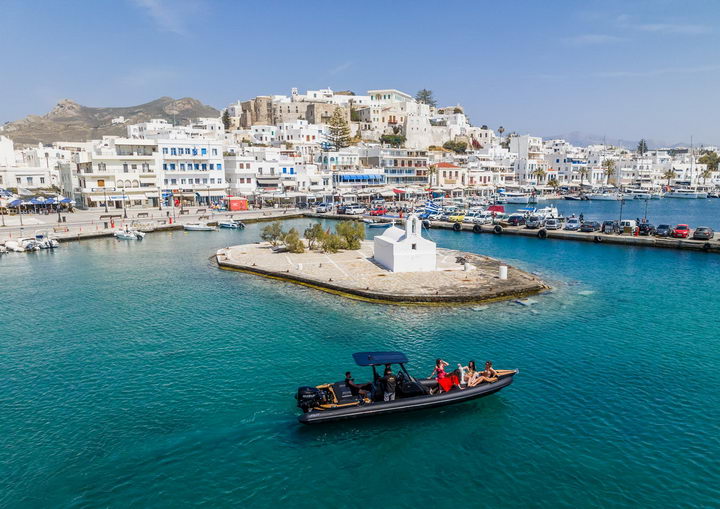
[435,162,461,168]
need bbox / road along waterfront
[1,218,719,507]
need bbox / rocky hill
[0,97,220,146]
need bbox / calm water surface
[1,216,719,508]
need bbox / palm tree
[700,168,713,185]
[578,167,590,187]
[531,168,546,184]
[662,169,676,186]
[548,178,560,191]
[427,165,438,186]
[602,159,616,185]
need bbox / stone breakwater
[216,240,549,305]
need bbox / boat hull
[298,372,515,424]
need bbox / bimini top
[353,351,409,366]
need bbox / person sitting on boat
[380,366,397,401]
[430,359,462,391]
[345,371,372,401]
[457,360,478,386]
[468,361,498,387]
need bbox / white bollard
[499,265,508,280]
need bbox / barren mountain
[0,97,220,146]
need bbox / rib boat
[296,351,517,424]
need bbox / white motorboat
[3,240,24,252]
[625,189,652,200]
[34,231,60,249]
[18,238,40,251]
[499,192,531,204]
[218,220,245,229]
[114,229,145,240]
[586,192,624,201]
[183,223,217,231]
[0,245,7,254]
[536,206,560,219]
[650,192,663,199]
[367,220,395,228]
[664,189,708,199]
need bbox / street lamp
[618,197,625,233]
[207,185,211,207]
[103,187,108,213]
[122,184,128,219]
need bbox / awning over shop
[144,192,159,198]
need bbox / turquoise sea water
[2,217,720,508]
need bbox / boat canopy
[353,351,409,366]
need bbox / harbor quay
[305,212,720,254]
[216,240,548,305]
[0,206,302,244]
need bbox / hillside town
[1,87,719,210]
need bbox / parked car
[506,213,526,226]
[525,215,543,229]
[369,207,388,216]
[564,218,581,231]
[579,221,601,232]
[601,220,619,234]
[336,205,348,215]
[492,213,509,224]
[692,226,714,240]
[315,203,332,213]
[544,218,562,230]
[655,224,673,237]
[638,223,656,236]
[345,205,366,215]
[671,224,690,238]
[448,212,466,223]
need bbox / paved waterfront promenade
[217,240,548,304]
[0,206,301,243]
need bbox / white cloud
[563,34,625,45]
[594,64,720,78]
[328,62,352,75]
[616,15,711,35]
[130,0,201,35]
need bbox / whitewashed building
[373,214,436,273]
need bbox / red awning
[392,188,405,194]
[488,205,505,212]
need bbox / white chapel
[373,214,437,272]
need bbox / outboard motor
[295,386,326,413]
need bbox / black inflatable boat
[296,351,517,424]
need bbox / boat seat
[330,382,356,404]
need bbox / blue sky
[1,0,719,145]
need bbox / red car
[671,224,690,238]
[370,207,388,216]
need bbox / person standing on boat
[429,359,449,379]
[380,366,397,401]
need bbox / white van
[619,219,637,234]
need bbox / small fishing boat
[183,223,217,231]
[367,220,395,228]
[114,229,145,240]
[296,351,517,424]
[218,220,245,229]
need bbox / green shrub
[320,233,345,253]
[284,228,305,253]
[260,221,285,247]
[336,220,364,250]
[304,223,326,250]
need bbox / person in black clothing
[380,366,397,401]
[345,371,372,400]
